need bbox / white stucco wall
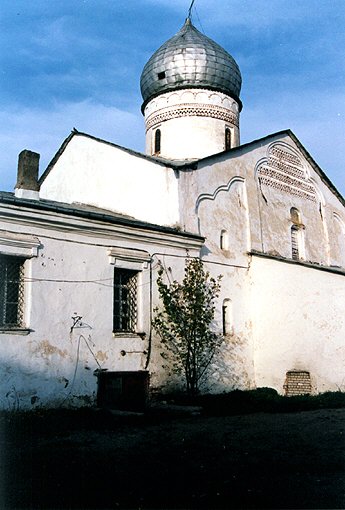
[148,261,256,394]
[39,134,180,227]
[178,133,345,270]
[0,202,202,410]
[249,255,345,393]
[3,128,345,408]
[144,88,240,160]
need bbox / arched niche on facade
[220,229,229,251]
[222,298,233,336]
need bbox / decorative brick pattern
[257,144,317,202]
[284,370,312,396]
[270,146,301,166]
[267,157,305,179]
[146,103,239,131]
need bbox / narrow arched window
[154,129,161,154]
[222,299,233,336]
[220,230,229,250]
[225,128,231,151]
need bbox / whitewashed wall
[40,134,180,227]
[0,202,202,410]
[144,88,240,160]
[250,255,345,393]
[179,133,345,269]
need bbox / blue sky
[1,0,344,195]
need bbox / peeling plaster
[95,351,108,362]
[31,340,68,359]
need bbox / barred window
[291,225,300,260]
[0,255,25,328]
[113,269,138,333]
[290,208,305,261]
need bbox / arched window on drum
[154,128,161,155]
[225,128,231,151]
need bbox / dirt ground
[1,407,344,509]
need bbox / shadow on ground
[1,405,344,509]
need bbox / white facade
[39,134,180,227]
[1,19,345,409]
[144,88,240,160]
[250,255,345,393]
[0,196,202,409]
[1,123,344,410]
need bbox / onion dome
[140,18,242,111]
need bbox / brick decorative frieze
[145,103,239,131]
[284,370,312,396]
[266,156,305,180]
[270,146,301,166]
[257,143,317,202]
[259,167,316,194]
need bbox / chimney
[15,150,40,200]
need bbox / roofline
[0,192,204,242]
[38,128,344,207]
[38,129,182,186]
[250,250,345,277]
[288,130,345,207]
[180,129,345,206]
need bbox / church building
[0,18,344,409]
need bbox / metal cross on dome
[188,0,196,19]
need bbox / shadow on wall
[0,357,98,411]
[204,333,253,393]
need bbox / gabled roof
[38,129,184,186]
[180,129,345,207]
[38,128,344,207]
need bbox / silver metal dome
[140,18,242,111]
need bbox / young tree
[153,258,223,395]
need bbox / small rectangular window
[113,268,138,333]
[157,71,166,80]
[0,255,25,328]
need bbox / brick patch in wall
[283,370,312,396]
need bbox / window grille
[0,255,25,328]
[291,225,300,260]
[154,129,161,154]
[113,269,138,333]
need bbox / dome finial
[187,0,195,20]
